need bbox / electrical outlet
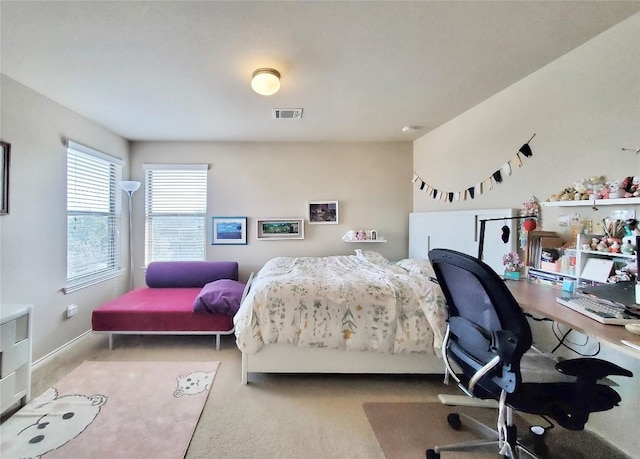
[66,304,78,318]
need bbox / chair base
[438,393,499,408]
[425,411,543,459]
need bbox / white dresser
[1,304,32,417]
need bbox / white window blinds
[144,164,208,264]
[66,141,123,290]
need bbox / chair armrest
[556,357,632,383]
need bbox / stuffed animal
[621,236,635,254]
[573,180,589,200]
[597,184,610,199]
[622,176,639,197]
[632,176,640,196]
[607,180,624,198]
[585,175,606,198]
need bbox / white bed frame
[96,329,236,351]
[240,344,445,384]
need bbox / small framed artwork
[0,141,10,215]
[308,200,338,224]
[211,216,247,245]
[256,218,305,240]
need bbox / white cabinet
[1,304,32,417]
[409,208,517,274]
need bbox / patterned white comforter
[234,250,448,355]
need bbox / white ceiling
[2,1,639,142]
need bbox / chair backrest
[429,248,532,396]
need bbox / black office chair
[426,248,632,459]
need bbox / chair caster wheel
[426,449,440,459]
[447,412,462,430]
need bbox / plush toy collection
[547,175,640,202]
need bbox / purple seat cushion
[145,261,238,288]
[193,279,245,315]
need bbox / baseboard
[31,329,93,372]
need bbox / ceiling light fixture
[251,68,281,96]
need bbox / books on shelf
[527,268,567,288]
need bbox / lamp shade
[121,181,141,193]
[251,68,281,96]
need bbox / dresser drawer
[1,365,28,412]
[1,320,30,378]
[1,304,33,417]
[1,371,17,412]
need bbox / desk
[507,281,640,359]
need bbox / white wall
[412,14,640,455]
[413,13,639,225]
[130,141,413,283]
[0,76,131,361]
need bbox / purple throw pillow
[193,279,245,315]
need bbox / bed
[234,250,448,384]
[92,261,243,350]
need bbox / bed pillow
[395,258,436,277]
[354,249,390,266]
[193,279,245,315]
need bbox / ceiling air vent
[272,108,303,119]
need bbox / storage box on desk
[540,260,562,272]
[539,245,562,272]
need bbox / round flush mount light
[402,125,422,134]
[251,68,281,96]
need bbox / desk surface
[507,281,640,359]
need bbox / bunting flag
[413,134,535,202]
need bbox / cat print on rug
[0,388,107,458]
[173,371,214,397]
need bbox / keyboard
[556,295,640,325]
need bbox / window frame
[143,164,208,264]
[65,140,124,293]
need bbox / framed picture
[256,218,304,240]
[211,216,247,245]
[0,141,10,215]
[308,200,338,224]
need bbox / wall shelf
[541,197,640,207]
[343,239,387,243]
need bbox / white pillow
[395,258,436,277]
[354,249,390,266]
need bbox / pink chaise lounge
[92,261,244,350]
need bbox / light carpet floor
[364,401,630,459]
[26,333,631,459]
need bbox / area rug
[1,360,219,459]
[363,402,629,459]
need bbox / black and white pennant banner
[413,134,535,202]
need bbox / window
[66,141,123,292]
[144,164,208,264]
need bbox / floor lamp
[121,180,141,290]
